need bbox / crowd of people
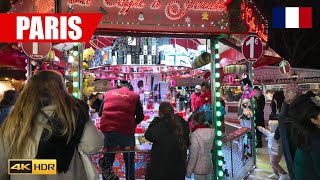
[256,84,320,180]
[0,69,319,180]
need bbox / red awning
[219,48,281,68]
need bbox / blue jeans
[104,132,135,180]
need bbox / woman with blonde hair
[0,70,104,180]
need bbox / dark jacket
[254,94,265,125]
[0,106,13,126]
[145,115,190,180]
[274,94,317,180]
[91,98,102,112]
[295,128,320,180]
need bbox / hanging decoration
[169,80,176,87]
[99,6,108,15]
[67,5,74,13]
[202,12,209,20]
[211,13,228,29]
[191,52,211,68]
[185,16,191,24]
[222,64,246,74]
[138,12,145,21]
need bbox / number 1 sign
[242,34,263,63]
[21,42,52,60]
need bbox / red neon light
[240,0,268,42]
[165,0,226,20]
[68,0,92,6]
[103,0,146,15]
[35,0,54,13]
[151,0,161,9]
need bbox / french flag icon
[272,7,312,28]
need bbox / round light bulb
[73,51,79,56]
[214,44,219,49]
[72,71,79,77]
[218,149,223,156]
[218,160,223,166]
[72,92,78,98]
[217,130,222,136]
[215,54,220,59]
[217,140,222,146]
[218,170,224,177]
[215,73,220,78]
[216,111,222,117]
[215,82,220,88]
[215,63,220,68]
[216,101,221,107]
[216,92,221,97]
[217,121,222,127]
[73,82,79,88]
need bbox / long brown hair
[0,70,79,159]
[159,102,187,160]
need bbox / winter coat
[295,128,320,180]
[0,105,12,126]
[0,103,104,180]
[275,94,317,180]
[186,128,215,177]
[145,115,190,180]
[100,87,144,135]
[190,93,203,112]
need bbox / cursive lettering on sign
[240,0,268,42]
[68,0,92,6]
[103,0,146,15]
[165,0,226,20]
[111,92,129,97]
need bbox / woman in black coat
[274,84,317,180]
[145,102,190,180]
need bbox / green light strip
[213,39,224,179]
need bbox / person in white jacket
[257,120,289,180]
[186,112,215,180]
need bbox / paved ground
[246,146,288,180]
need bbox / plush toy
[83,73,96,97]
[84,86,95,97]
[83,47,95,70]
[241,84,255,99]
[86,73,96,84]
[239,73,252,87]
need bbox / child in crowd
[187,112,214,180]
[257,121,289,180]
[294,106,320,180]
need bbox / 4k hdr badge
[0,14,102,42]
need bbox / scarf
[192,124,210,132]
[36,100,89,173]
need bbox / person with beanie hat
[273,83,317,180]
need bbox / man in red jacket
[201,82,212,105]
[190,85,203,112]
[100,81,144,180]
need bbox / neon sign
[240,0,268,42]
[68,0,226,19]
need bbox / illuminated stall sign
[63,0,232,34]
[240,0,268,42]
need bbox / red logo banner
[0,13,102,42]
